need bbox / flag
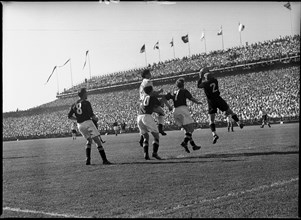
[200,32,205,40]
[45,66,57,84]
[217,27,223,35]
[83,50,89,69]
[170,38,174,47]
[140,44,145,53]
[153,41,159,50]
[181,34,189,43]
[283,2,291,10]
[58,58,70,67]
[238,23,245,32]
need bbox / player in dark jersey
[137,86,163,160]
[68,88,111,165]
[165,78,202,153]
[197,68,244,144]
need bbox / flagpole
[289,9,293,35]
[221,26,224,50]
[173,38,176,58]
[56,68,59,94]
[240,32,242,46]
[70,59,73,88]
[88,52,91,81]
[144,48,148,67]
[187,33,191,57]
[158,48,161,62]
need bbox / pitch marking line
[2,207,88,218]
[128,177,299,218]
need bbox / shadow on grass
[113,150,299,165]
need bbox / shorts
[137,114,159,135]
[113,126,119,131]
[77,120,100,139]
[173,106,194,127]
[207,96,229,114]
[71,129,77,134]
[262,115,267,121]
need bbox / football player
[137,86,163,160]
[197,67,244,144]
[258,106,271,128]
[138,69,172,147]
[68,88,111,165]
[226,114,234,132]
[71,121,77,140]
[165,77,202,153]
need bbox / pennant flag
[45,66,57,84]
[200,32,205,40]
[181,34,189,43]
[58,58,70,67]
[140,44,145,53]
[283,2,291,10]
[170,38,174,47]
[83,50,89,69]
[217,27,223,35]
[238,23,245,32]
[153,41,159,50]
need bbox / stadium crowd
[63,34,300,93]
[3,35,300,141]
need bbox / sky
[3,1,300,113]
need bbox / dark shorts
[71,129,77,134]
[207,96,229,114]
[262,115,267,121]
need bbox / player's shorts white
[77,120,100,139]
[137,114,159,135]
[113,126,119,131]
[226,116,234,123]
[173,106,194,127]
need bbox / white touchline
[128,177,299,218]
[2,207,87,218]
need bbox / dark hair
[143,86,153,95]
[78,88,87,97]
[200,67,209,74]
[141,69,150,78]
[176,78,185,88]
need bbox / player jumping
[197,67,244,144]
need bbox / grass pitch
[2,123,299,218]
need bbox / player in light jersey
[71,121,77,140]
[226,115,234,132]
[258,106,271,128]
[139,69,172,146]
[68,88,111,165]
[137,86,163,160]
[165,78,202,153]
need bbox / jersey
[198,78,220,100]
[71,123,77,130]
[139,78,153,101]
[139,94,161,115]
[165,89,193,108]
[68,99,94,123]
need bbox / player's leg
[209,113,219,144]
[183,123,201,151]
[85,138,92,165]
[142,132,150,160]
[261,116,265,128]
[225,108,244,129]
[151,132,161,160]
[153,106,167,135]
[227,121,230,132]
[231,120,234,132]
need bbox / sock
[99,150,108,162]
[209,123,217,136]
[184,132,192,144]
[152,140,159,154]
[86,148,91,159]
[190,139,197,147]
[158,115,164,125]
[232,114,239,123]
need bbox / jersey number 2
[210,83,218,93]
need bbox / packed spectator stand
[3,34,300,141]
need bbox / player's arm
[68,106,77,121]
[190,97,202,105]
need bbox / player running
[165,78,202,153]
[258,106,271,128]
[68,88,111,165]
[137,86,163,160]
[197,67,244,144]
